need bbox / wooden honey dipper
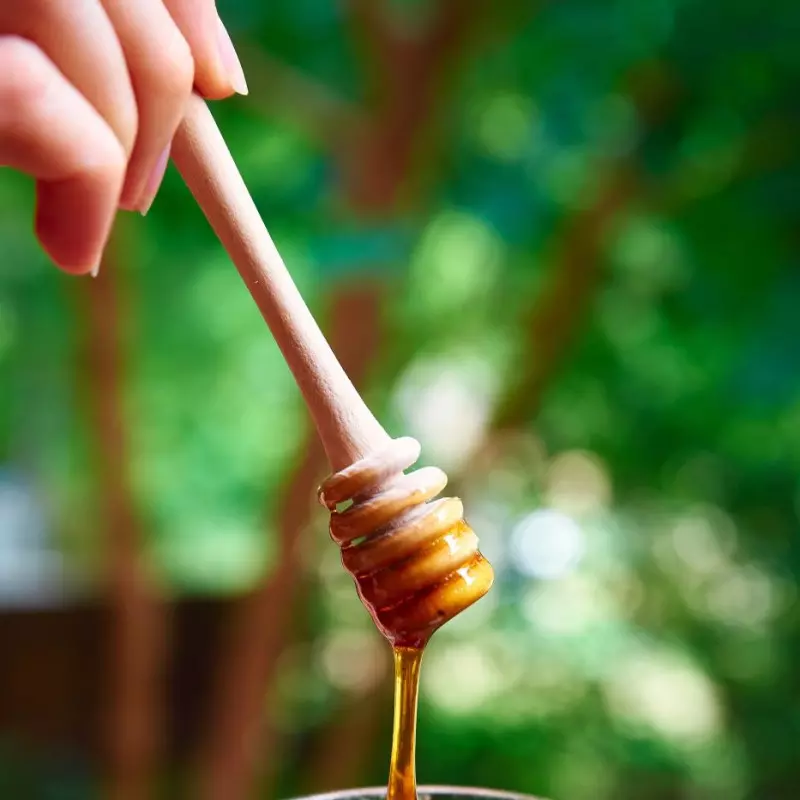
[171,96,494,648]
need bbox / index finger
[0,37,125,273]
[163,0,248,99]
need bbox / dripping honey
[387,646,423,800]
[379,520,492,799]
[318,437,494,799]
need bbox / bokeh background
[1,0,799,798]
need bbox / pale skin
[0,0,248,275]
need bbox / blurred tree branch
[235,43,367,150]
[340,0,482,211]
[194,281,388,800]
[654,116,799,216]
[193,438,321,800]
[493,64,679,430]
[75,227,166,800]
[493,167,637,429]
[299,680,392,795]
[239,0,533,213]
[493,79,799,433]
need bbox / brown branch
[193,279,388,800]
[346,0,490,88]
[345,0,394,70]
[193,440,321,800]
[492,65,681,430]
[493,166,637,428]
[653,116,798,216]
[238,2,533,215]
[299,675,393,795]
[237,42,367,150]
[340,0,486,213]
[75,225,166,800]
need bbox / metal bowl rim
[288,786,543,800]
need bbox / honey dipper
[171,95,494,649]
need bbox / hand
[0,0,248,275]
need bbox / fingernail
[90,261,101,278]
[216,18,248,96]
[138,145,171,216]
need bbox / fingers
[163,0,248,99]
[0,0,247,274]
[0,37,126,273]
[0,0,138,159]
[100,0,195,211]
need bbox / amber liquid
[386,646,424,800]
[319,441,494,799]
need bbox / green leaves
[1,0,799,794]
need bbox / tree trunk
[76,228,166,800]
[299,677,393,795]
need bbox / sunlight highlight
[0,475,68,607]
[475,93,535,161]
[523,575,615,636]
[393,351,499,472]
[320,630,388,694]
[704,565,779,629]
[409,210,503,314]
[423,642,503,714]
[545,450,612,517]
[604,649,723,745]
[511,508,585,579]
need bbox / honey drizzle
[387,646,424,800]
[318,437,494,799]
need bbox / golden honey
[318,436,494,798]
[386,647,423,800]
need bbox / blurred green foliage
[1,0,799,798]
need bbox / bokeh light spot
[545,450,612,517]
[409,210,503,315]
[475,93,535,161]
[511,509,585,579]
[423,642,502,714]
[604,649,723,745]
[393,351,498,472]
[320,630,388,694]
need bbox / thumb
[163,0,248,100]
